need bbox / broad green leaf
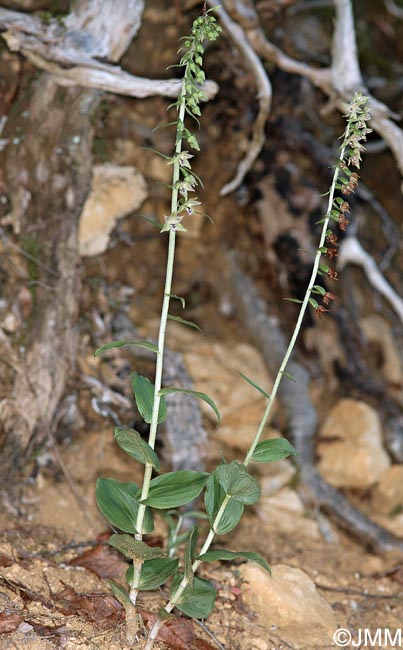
[215,462,261,505]
[170,573,216,619]
[131,372,167,424]
[197,549,271,573]
[126,557,179,591]
[251,438,298,463]
[96,478,153,534]
[108,534,164,561]
[114,428,160,471]
[237,371,270,399]
[159,387,221,424]
[94,340,158,357]
[204,473,244,535]
[184,526,198,582]
[167,314,202,333]
[141,471,209,508]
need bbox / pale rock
[0,311,20,333]
[317,399,390,488]
[255,487,320,539]
[79,164,147,257]
[256,459,296,492]
[360,315,403,402]
[181,339,276,451]
[240,564,337,648]
[372,465,403,536]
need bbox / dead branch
[0,7,218,101]
[338,236,403,325]
[207,0,272,195]
[217,0,403,190]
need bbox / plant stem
[146,120,355,637]
[130,74,188,602]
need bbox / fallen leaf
[0,612,23,633]
[69,543,127,579]
[57,586,124,626]
[142,610,194,650]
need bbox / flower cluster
[310,93,371,319]
[161,10,221,233]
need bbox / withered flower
[323,291,336,305]
[327,269,339,280]
[326,233,339,246]
[338,214,350,231]
[327,247,338,260]
[315,305,329,319]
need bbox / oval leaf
[126,557,179,591]
[114,428,160,471]
[250,438,298,463]
[95,340,158,357]
[170,573,216,619]
[197,549,271,573]
[132,372,167,424]
[204,473,244,535]
[215,462,261,505]
[96,478,153,534]
[141,471,209,509]
[159,387,220,424]
[108,534,164,561]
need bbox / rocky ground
[1,1,403,649]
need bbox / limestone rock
[255,487,320,539]
[79,164,147,257]
[181,339,276,451]
[372,465,403,536]
[240,564,337,648]
[317,399,390,488]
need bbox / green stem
[146,130,353,632]
[130,70,188,601]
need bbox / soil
[1,2,403,650]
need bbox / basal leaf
[96,478,153,534]
[141,471,209,508]
[196,549,271,573]
[215,462,261,505]
[170,573,216,619]
[126,557,179,591]
[167,314,202,333]
[108,534,164,561]
[114,428,160,471]
[204,473,244,535]
[237,371,270,399]
[94,340,158,357]
[131,372,167,424]
[159,387,220,423]
[250,438,298,463]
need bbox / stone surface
[79,164,147,257]
[317,398,390,488]
[240,564,337,648]
[360,315,403,402]
[255,487,320,539]
[182,339,276,451]
[372,465,403,536]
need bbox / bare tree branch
[338,237,403,325]
[206,0,272,195]
[0,7,218,101]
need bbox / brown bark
[0,0,145,478]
